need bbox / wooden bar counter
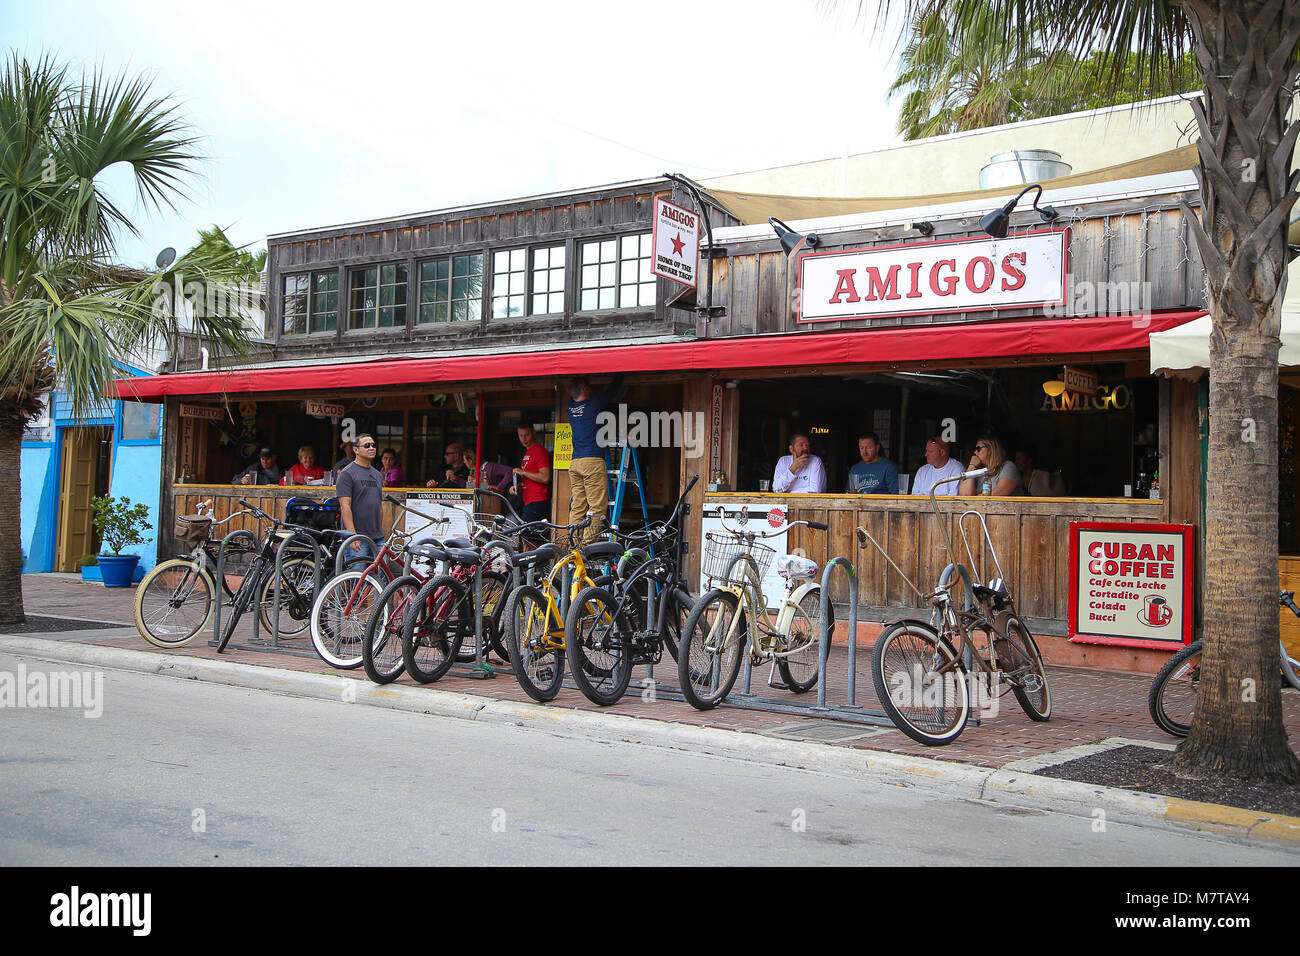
[704,492,1165,637]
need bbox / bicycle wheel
[1148,640,1201,737]
[134,558,216,647]
[1280,640,1300,691]
[871,620,969,746]
[993,612,1051,721]
[217,556,265,652]
[362,575,419,684]
[455,570,507,663]
[566,586,633,706]
[658,588,693,664]
[503,584,565,702]
[258,556,317,640]
[677,589,747,711]
[778,586,834,694]
[309,570,384,669]
[403,575,469,684]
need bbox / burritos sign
[797,228,1068,322]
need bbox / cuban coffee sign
[797,228,1068,322]
[1068,521,1194,649]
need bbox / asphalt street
[0,649,1295,865]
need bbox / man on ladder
[565,373,625,544]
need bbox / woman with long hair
[960,435,1022,496]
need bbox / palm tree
[865,0,1300,783]
[890,2,1201,139]
[0,55,253,625]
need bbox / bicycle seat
[442,547,481,567]
[513,543,560,569]
[777,554,819,580]
[407,544,449,564]
[441,536,475,550]
[581,541,623,562]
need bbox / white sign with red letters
[797,229,1068,322]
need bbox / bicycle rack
[698,556,895,727]
[210,528,259,647]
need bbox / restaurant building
[117,101,1239,673]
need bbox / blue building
[20,363,163,577]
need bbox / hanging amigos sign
[797,228,1068,323]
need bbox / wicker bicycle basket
[701,532,776,584]
[174,515,213,549]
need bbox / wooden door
[56,426,112,572]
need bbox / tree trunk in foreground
[0,416,27,625]
[1173,0,1300,781]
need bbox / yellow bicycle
[501,514,623,702]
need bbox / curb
[3,634,1298,850]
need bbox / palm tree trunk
[0,416,27,625]
[1172,0,1300,781]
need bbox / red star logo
[671,232,686,256]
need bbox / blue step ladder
[607,444,649,534]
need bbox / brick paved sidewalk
[12,573,1300,770]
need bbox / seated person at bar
[232,447,282,485]
[1014,447,1055,497]
[773,432,827,493]
[481,459,515,493]
[960,435,1022,496]
[284,445,326,485]
[845,432,898,494]
[332,441,355,475]
[426,442,471,488]
[378,448,406,487]
[912,436,965,496]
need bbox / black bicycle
[563,476,699,705]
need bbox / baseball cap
[259,447,274,457]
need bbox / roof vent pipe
[979,149,1071,189]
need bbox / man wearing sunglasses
[337,433,384,555]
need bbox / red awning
[115,310,1205,400]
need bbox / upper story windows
[278,233,655,338]
[349,263,407,330]
[420,253,483,324]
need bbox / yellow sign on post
[554,423,573,470]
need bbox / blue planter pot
[98,554,140,588]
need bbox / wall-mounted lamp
[905,220,935,236]
[769,217,820,256]
[1041,379,1066,397]
[980,184,1060,238]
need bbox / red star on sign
[671,232,686,256]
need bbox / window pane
[121,401,160,441]
[599,288,614,309]
[581,290,598,310]
[282,274,308,335]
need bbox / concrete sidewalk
[17,572,1299,769]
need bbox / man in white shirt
[773,432,827,493]
[912,436,966,496]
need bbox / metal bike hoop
[956,510,1007,586]
[210,528,257,647]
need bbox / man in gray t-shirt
[337,434,384,550]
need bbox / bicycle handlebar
[712,505,825,538]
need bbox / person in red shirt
[284,444,326,485]
[512,424,552,524]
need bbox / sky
[5,0,906,268]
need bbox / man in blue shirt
[566,373,625,543]
[846,432,899,495]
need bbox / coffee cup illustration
[1141,595,1173,627]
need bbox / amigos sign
[1068,521,1194,649]
[797,229,1068,322]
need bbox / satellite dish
[155,247,177,270]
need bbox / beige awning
[708,145,1201,225]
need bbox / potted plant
[91,496,152,587]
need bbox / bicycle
[313,498,450,671]
[133,500,259,647]
[676,505,831,711]
[1148,589,1300,737]
[860,469,1051,745]
[216,499,353,653]
[564,475,698,705]
[502,513,625,702]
